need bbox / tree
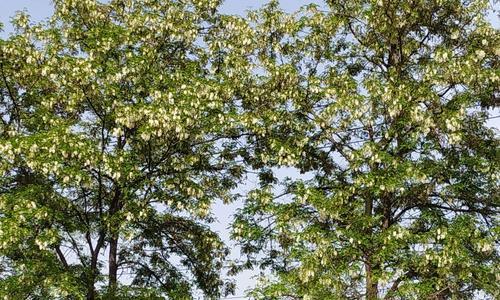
[0,0,243,298]
[230,0,499,299]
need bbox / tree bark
[108,233,118,295]
[108,186,122,296]
[366,261,378,300]
[364,197,378,300]
[87,230,105,300]
[87,257,97,300]
[86,284,96,300]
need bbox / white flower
[111,127,123,137]
[140,132,150,141]
[475,49,486,60]
[29,144,38,153]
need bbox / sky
[0,1,498,299]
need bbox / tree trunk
[366,260,378,300]
[108,186,121,296]
[87,256,98,300]
[365,197,378,300]
[86,285,96,300]
[108,233,118,295]
[87,231,104,300]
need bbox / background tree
[0,0,243,298]
[230,0,499,299]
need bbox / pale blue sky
[0,1,498,299]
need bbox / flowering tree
[230,0,499,299]
[0,0,243,298]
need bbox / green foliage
[0,0,240,298]
[227,0,500,299]
[1,0,499,299]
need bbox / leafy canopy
[228,0,499,299]
[0,0,499,299]
[0,0,244,299]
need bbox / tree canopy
[0,0,498,299]
[0,0,243,298]
[229,0,499,299]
